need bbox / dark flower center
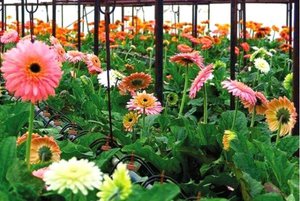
[131,79,143,87]
[143,98,148,102]
[182,58,193,64]
[38,146,53,162]
[128,118,133,122]
[256,98,262,106]
[30,63,41,73]
[276,108,290,124]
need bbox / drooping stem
[203,83,208,124]
[178,67,189,117]
[25,103,35,169]
[275,117,282,145]
[250,105,256,127]
[231,98,238,130]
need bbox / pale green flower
[250,47,272,62]
[283,73,293,92]
[97,163,132,201]
[214,60,226,69]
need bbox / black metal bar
[52,0,56,36]
[21,0,25,37]
[292,0,299,135]
[61,5,63,27]
[16,5,20,34]
[208,4,210,30]
[25,0,39,42]
[288,0,292,60]
[121,5,124,31]
[4,5,6,30]
[45,4,49,22]
[1,0,4,31]
[242,0,246,42]
[94,0,99,55]
[155,0,163,103]
[286,3,289,26]
[230,0,237,109]
[77,0,81,51]
[84,5,89,33]
[132,6,134,33]
[192,4,198,38]
[82,5,85,33]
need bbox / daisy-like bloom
[250,47,272,62]
[265,96,297,136]
[118,72,152,95]
[177,44,193,53]
[30,135,61,164]
[44,157,103,195]
[283,73,293,92]
[97,163,132,201]
[1,40,62,103]
[65,50,85,63]
[242,91,269,115]
[222,79,256,105]
[222,130,236,151]
[84,54,102,74]
[126,91,163,115]
[16,132,41,146]
[254,58,270,73]
[169,51,205,69]
[167,92,179,106]
[52,44,66,63]
[123,112,140,132]
[189,64,214,99]
[0,30,19,44]
[97,69,125,88]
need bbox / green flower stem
[203,83,208,124]
[275,117,282,145]
[250,105,256,127]
[164,48,168,65]
[25,103,35,169]
[231,98,238,130]
[141,108,146,139]
[178,67,189,117]
[148,51,153,72]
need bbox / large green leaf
[95,148,120,170]
[276,136,299,157]
[253,193,284,201]
[0,137,17,184]
[58,140,94,159]
[219,110,248,133]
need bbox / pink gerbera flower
[65,50,85,63]
[126,91,163,115]
[49,36,60,46]
[52,44,66,63]
[1,40,62,103]
[84,54,102,74]
[1,30,19,44]
[222,79,256,105]
[189,64,214,99]
[169,51,204,69]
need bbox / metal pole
[241,0,246,68]
[208,4,210,30]
[1,0,4,31]
[45,4,49,22]
[288,0,292,60]
[4,5,6,30]
[77,0,81,51]
[192,4,198,38]
[61,5,63,27]
[121,5,124,31]
[94,0,99,55]
[293,0,299,135]
[21,0,25,37]
[155,0,163,103]
[52,0,56,36]
[16,5,20,34]
[230,0,237,109]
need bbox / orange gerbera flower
[16,132,41,146]
[118,72,152,95]
[30,135,61,164]
[242,92,268,115]
[265,97,297,136]
[123,112,140,132]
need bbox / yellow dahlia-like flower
[97,163,132,201]
[44,157,103,195]
[222,130,236,151]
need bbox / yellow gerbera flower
[123,112,140,132]
[222,130,236,151]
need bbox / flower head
[222,79,256,105]
[66,50,85,63]
[254,58,270,73]
[52,44,66,62]
[127,91,163,115]
[97,163,132,201]
[222,130,236,151]
[177,44,193,53]
[265,96,297,136]
[118,72,152,95]
[16,132,41,145]
[170,51,204,69]
[84,54,102,74]
[97,69,125,88]
[1,40,62,103]
[167,92,179,106]
[44,157,103,195]
[189,64,214,99]
[283,73,293,92]
[123,112,140,132]
[242,91,269,115]
[1,30,19,44]
[240,42,250,52]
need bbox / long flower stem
[250,106,256,127]
[178,67,189,117]
[148,51,153,72]
[275,118,282,145]
[203,83,208,124]
[231,98,238,130]
[25,103,35,169]
[141,108,146,139]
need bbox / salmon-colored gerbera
[170,51,204,69]
[118,72,152,95]
[189,64,214,99]
[16,132,41,146]
[177,44,193,53]
[66,50,85,63]
[242,91,268,115]
[84,54,102,74]
[0,30,19,44]
[52,44,66,62]
[222,79,256,105]
[30,135,61,164]
[126,91,163,115]
[1,40,63,103]
[265,96,297,136]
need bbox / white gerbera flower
[254,58,270,73]
[97,69,125,88]
[44,157,103,195]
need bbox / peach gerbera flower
[126,91,163,115]
[66,50,85,63]
[52,44,66,62]
[170,51,204,69]
[0,30,19,44]
[1,40,62,103]
[265,96,297,136]
[177,44,193,53]
[17,132,41,146]
[84,54,102,74]
[222,79,256,105]
[189,64,214,99]
[118,72,152,95]
[242,91,268,115]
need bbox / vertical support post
[45,4,49,22]
[293,0,299,135]
[288,0,292,60]
[121,5,124,31]
[16,5,20,34]
[132,6,134,33]
[77,0,81,51]
[192,4,198,38]
[4,5,6,30]
[207,4,210,30]
[61,5,63,28]
[241,0,246,68]
[94,0,99,55]
[1,0,4,32]
[52,0,56,36]
[230,0,237,109]
[155,0,163,103]
[21,0,25,37]
[82,5,85,33]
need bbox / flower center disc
[30,63,41,73]
[276,108,290,124]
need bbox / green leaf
[233,153,260,180]
[58,140,94,159]
[219,110,248,133]
[276,136,299,157]
[95,148,120,169]
[0,137,17,184]
[243,173,263,197]
[253,193,284,201]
